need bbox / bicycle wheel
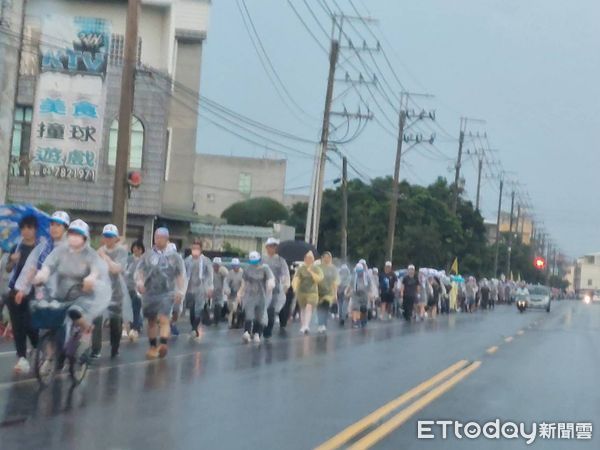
[69,348,90,386]
[35,332,58,387]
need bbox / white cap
[385,261,392,267]
[68,219,89,239]
[213,257,222,264]
[102,224,119,238]
[355,263,364,272]
[408,264,415,270]
[231,258,240,266]
[341,264,348,270]
[359,259,367,265]
[373,268,379,273]
[266,237,280,246]
[50,211,70,227]
[249,251,261,262]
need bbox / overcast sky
[197,0,600,258]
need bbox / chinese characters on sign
[29,16,110,182]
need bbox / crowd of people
[0,209,523,376]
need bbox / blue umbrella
[0,204,51,252]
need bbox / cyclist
[135,227,187,359]
[32,220,111,344]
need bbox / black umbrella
[277,240,319,265]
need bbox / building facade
[193,153,287,218]
[572,253,600,293]
[2,0,210,246]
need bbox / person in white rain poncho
[32,220,111,339]
[237,251,274,344]
[337,264,351,326]
[211,257,228,325]
[184,240,213,341]
[91,224,132,359]
[135,228,187,359]
[346,263,371,328]
[224,258,243,327]
[15,211,70,303]
[262,238,290,338]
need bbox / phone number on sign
[33,165,96,182]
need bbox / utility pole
[112,0,140,235]
[515,204,521,242]
[475,154,483,212]
[451,118,466,215]
[341,156,348,261]
[306,39,339,246]
[493,179,504,277]
[506,190,515,277]
[385,101,407,262]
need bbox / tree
[221,197,288,227]
[287,202,308,239]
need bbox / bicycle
[30,284,91,387]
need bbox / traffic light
[534,257,546,270]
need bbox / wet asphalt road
[0,300,597,450]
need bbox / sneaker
[128,329,139,343]
[189,330,198,340]
[299,327,306,335]
[13,357,30,374]
[111,348,119,359]
[252,334,261,344]
[90,352,101,359]
[170,324,180,336]
[158,344,168,358]
[242,331,251,343]
[121,329,128,338]
[146,347,159,359]
[317,325,326,334]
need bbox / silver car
[527,285,551,312]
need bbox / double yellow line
[315,359,481,450]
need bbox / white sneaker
[121,329,128,338]
[252,334,261,344]
[299,327,306,335]
[14,357,30,374]
[318,325,326,334]
[128,329,139,343]
[242,331,251,343]
[194,327,203,342]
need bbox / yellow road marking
[348,362,482,450]
[314,360,470,450]
[486,346,498,354]
[516,330,524,336]
[504,336,513,343]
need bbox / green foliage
[285,177,554,281]
[222,242,246,257]
[221,197,288,227]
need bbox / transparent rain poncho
[348,270,371,311]
[15,236,66,296]
[239,263,274,323]
[99,245,132,323]
[263,254,290,312]
[292,264,324,307]
[224,268,244,300]
[212,263,229,305]
[38,244,111,323]
[184,254,213,315]
[136,248,187,318]
[318,263,340,303]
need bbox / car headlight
[584,295,591,304]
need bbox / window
[109,33,142,66]
[10,106,33,177]
[239,173,252,196]
[107,116,144,169]
[588,279,593,287]
[207,193,215,203]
